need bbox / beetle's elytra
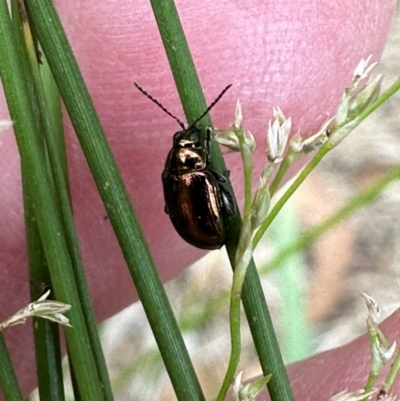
[134,82,237,249]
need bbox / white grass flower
[267,107,291,163]
[0,290,72,331]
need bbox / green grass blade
[0,334,24,401]
[40,54,68,185]
[10,1,66,399]
[269,199,312,363]
[148,1,294,399]
[24,172,65,401]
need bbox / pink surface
[0,0,397,398]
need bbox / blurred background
[38,9,400,401]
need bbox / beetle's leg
[209,170,238,218]
[219,185,238,218]
[205,128,231,180]
[205,127,213,164]
[210,169,231,184]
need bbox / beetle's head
[172,125,201,148]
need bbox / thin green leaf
[148,1,294,400]
[24,172,65,401]
[9,1,66,398]
[0,334,24,401]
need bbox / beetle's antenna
[134,82,186,129]
[191,84,232,127]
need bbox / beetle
[134,82,237,249]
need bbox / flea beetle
[134,83,237,249]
